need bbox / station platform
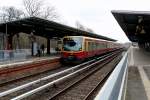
[0,55,60,69]
[0,55,61,84]
[126,46,150,100]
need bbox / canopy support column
[47,38,50,55]
[7,34,13,50]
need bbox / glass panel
[85,41,88,51]
[0,34,4,50]
[63,37,82,51]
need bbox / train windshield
[63,37,82,51]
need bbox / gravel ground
[0,51,122,100]
[0,65,69,100]
[52,56,121,100]
[126,67,148,100]
[29,54,121,100]
[143,66,150,80]
[0,59,96,100]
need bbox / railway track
[0,50,123,100]
[48,52,121,100]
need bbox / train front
[61,36,84,64]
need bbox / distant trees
[76,21,86,31]
[23,0,59,20]
[86,28,94,33]
[0,0,59,23]
[23,0,42,17]
[0,0,60,50]
[75,21,94,33]
[0,7,24,22]
[42,6,59,20]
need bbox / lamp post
[29,31,35,56]
[5,24,7,50]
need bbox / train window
[87,42,89,51]
[98,43,100,49]
[85,41,88,51]
[88,42,93,51]
[108,43,110,48]
[92,42,95,50]
[83,40,88,51]
[96,43,98,50]
[106,43,108,48]
[63,37,83,51]
[99,43,101,49]
[102,43,104,48]
[88,42,90,51]
[100,42,104,49]
[89,42,91,51]
[104,43,107,48]
[102,43,105,49]
[94,42,97,50]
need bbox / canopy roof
[0,17,116,41]
[112,10,150,43]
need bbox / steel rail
[94,52,128,100]
[11,52,119,100]
[0,59,94,97]
[83,55,122,100]
[48,53,119,100]
[0,52,113,97]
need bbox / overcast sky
[1,0,150,43]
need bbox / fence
[0,49,31,63]
[94,52,128,100]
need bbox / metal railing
[0,49,31,63]
[94,52,128,100]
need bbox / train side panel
[61,36,122,64]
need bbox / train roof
[63,36,116,43]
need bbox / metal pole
[5,24,7,50]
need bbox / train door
[85,41,88,52]
[84,40,88,58]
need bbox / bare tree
[75,21,86,31]
[23,0,42,17]
[0,7,24,22]
[23,0,59,20]
[86,28,94,33]
[42,7,59,20]
[75,21,94,33]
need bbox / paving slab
[127,46,150,100]
[126,67,148,100]
[143,66,150,81]
[128,46,150,66]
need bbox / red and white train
[61,36,122,63]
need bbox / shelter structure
[112,10,150,49]
[0,17,116,55]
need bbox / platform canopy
[0,17,115,41]
[112,10,150,43]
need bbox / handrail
[0,49,30,61]
[94,52,128,100]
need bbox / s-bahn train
[61,36,121,64]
